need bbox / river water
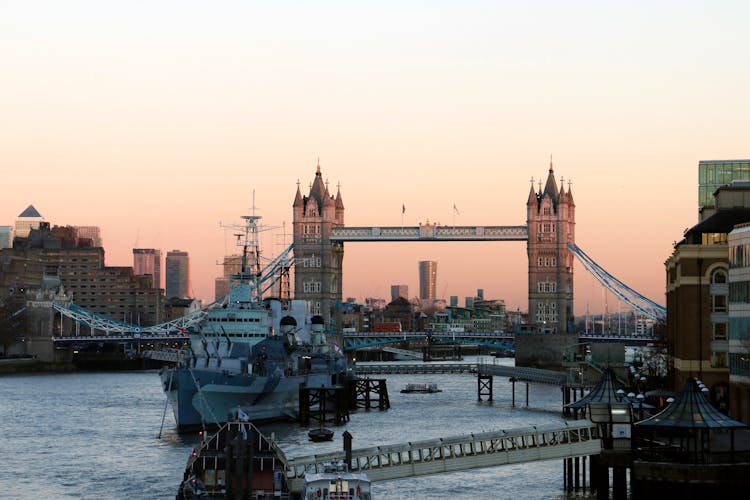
[0,357,588,499]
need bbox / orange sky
[2,2,748,315]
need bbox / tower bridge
[292,161,664,368]
[45,161,665,368]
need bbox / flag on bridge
[453,204,460,215]
[402,203,406,214]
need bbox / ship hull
[161,366,334,430]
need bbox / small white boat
[400,383,441,393]
[303,462,372,499]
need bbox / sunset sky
[2,1,749,315]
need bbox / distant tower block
[134,248,162,290]
[391,284,408,301]
[15,204,44,238]
[165,250,190,299]
[292,163,344,329]
[419,261,437,300]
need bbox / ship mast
[223,191,276,304]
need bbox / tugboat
[160,211,348,430]
[176,411,289,499]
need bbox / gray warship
[160,213,347,430]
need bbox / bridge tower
[292,163,344,330]
[526,161,575,334]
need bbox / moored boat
[303,462,372,500]
[400,383,441,393]
[308,427,334,442]
[176,414,288,499]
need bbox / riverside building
[728,222,750,423]
[1,223,163,327]
[664,183,750,403]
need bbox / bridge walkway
[380,346,423,359]
[284,420,600,491]
[353,361,569,385]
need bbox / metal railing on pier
[284,420,601,491]
[354,363,478,375]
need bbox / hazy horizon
[3,1,748,315]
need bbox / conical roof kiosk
[634,378,748,464]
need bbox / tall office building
[390,284,408,301]
[0,226,12,249]
[214,254,242,300]
[14,205,44,238]
[133,248,162,290]
[73,226,103,247]
[699,159,750,220]
[419,261,437,300]
[165,250,190,298]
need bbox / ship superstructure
[160,211,347,430]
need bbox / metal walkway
[285,420,600,491]
[353,362,567,385]
[330,225,528,242]
[381,347,423,359]
[354,363,478,375]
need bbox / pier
[284,420,601,493]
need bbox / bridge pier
[507,378,531,407]
[477,374,493,401]
[299,384,350,426]
[347,377,390,412]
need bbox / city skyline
[2,2,749,314]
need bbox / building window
[711,351,727,368]
[713,322,727,340]
[712,294,727,312]
[712,270,727,284]
[543,208,551,216]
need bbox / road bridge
[284,420,600,492]
[344,331,659,353]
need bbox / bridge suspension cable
[52,243,298,337]
[567,243,665,322]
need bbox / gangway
[354,362,567,385]
[284,420,600,492]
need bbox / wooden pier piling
[299,384,351,426]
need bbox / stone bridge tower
[292,164,344,330]
[526,162,575,335]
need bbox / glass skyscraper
[699,160,750,217]
[165,250,190,299]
